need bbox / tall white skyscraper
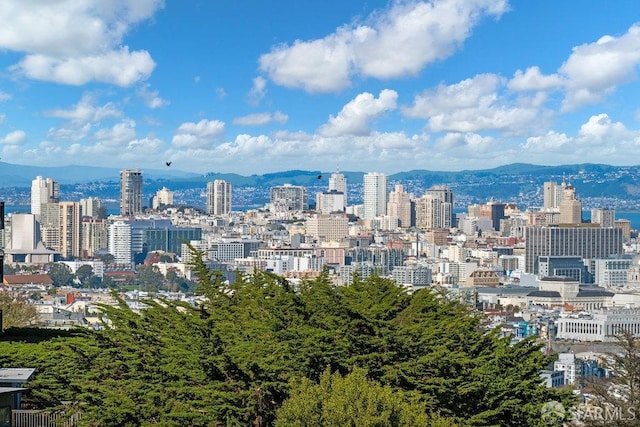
[387,184,412,228]
[206,180,232,215]
[31,176,59,216]
[109,221,132,265]
[363,172,387,219]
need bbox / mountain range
[1,162,640,211]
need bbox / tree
[581,331,640,427]
[47,263,74,287]
[135,264,164,292]
[0,292,39,328]
[276,367,436,427]
[75,265,94,288]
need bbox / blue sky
[1,0,640,175]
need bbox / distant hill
[2,162,640,211]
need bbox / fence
[12,409,81,427]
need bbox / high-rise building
[387,184,412,228]
[207,180,232,215]
[58,202,82,259]
[559,184,582,224]
[415,194,442,230]
[591,208,615,228]
[80,197,103,218]
[270,184,308,212]
[543,181,563,210]
[316,190,346,213]
[109,221,133,266]
[82,218,109,258]
[425,185,454,228]
[363,172,387,219]
[524,225,623,273]
[329,168,347,205]
[305,214,349,243]
[31,176,59,216]
[120,169,143,216]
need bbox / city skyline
[1,1,640,175]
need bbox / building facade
[207,180,232,215]
[120,169,143,216]
[363,172,387,220]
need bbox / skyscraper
[363,172,387,219]
[559,183,582,224]
[270,184,308,212]
[543,181,563,210]
[31,176,59,216]
[329,167,347,205]
[120,169,143,216]
[425,185,454,228]
[58,201,82,259]
[387,184,412,228]
[207,180,232,215]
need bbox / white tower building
[363,172,387,220]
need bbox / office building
[328,168,347,205]
[543,181,562,210]
[206,180,232,215]
[590,208,615,228]
[387,184,412,228]
[120,169,143,216]
[305,214,349,243]
[363,172,387,219]
[31,176,59,216]
[524,225,623,274]
[80,197,103,218]
[316,190,346,213]
[270,184,308,211]
[426,185,454,227]
[559,184,582,224]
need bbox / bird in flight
[317,174,322,180]
[166,161,172,167]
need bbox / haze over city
[1,1,640,176]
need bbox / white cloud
[259,0,508,93]
[247,76,268,106]
[318,89,398,137]
[172,119,225,148]
[1,1,163,86]
[93,119,137,145]
[434,132,494,156]
[46,93,122,123]
[15,47,156,87]
[508,66,563,92]
[232,112,289,126]
[559,24,640,111]
[137,83,169,109]
[0,130,27,145]
[0,92,11,102]
[403,74,539,133]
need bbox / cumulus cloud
[93,119,138,145]
[259,0,508,93]
[559,24,640,111]
[403,74,539,133]
[45,93,122,124]
[172,119,225,148]
[137,83,169,109]
[508,66,563,92]
[247,76,268,106]
[0,92,11,102]
[318,89,398,137]
[0,130,27,145]
[434,132,494,155]
[232,112,288,126]
[0,1,163,86]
